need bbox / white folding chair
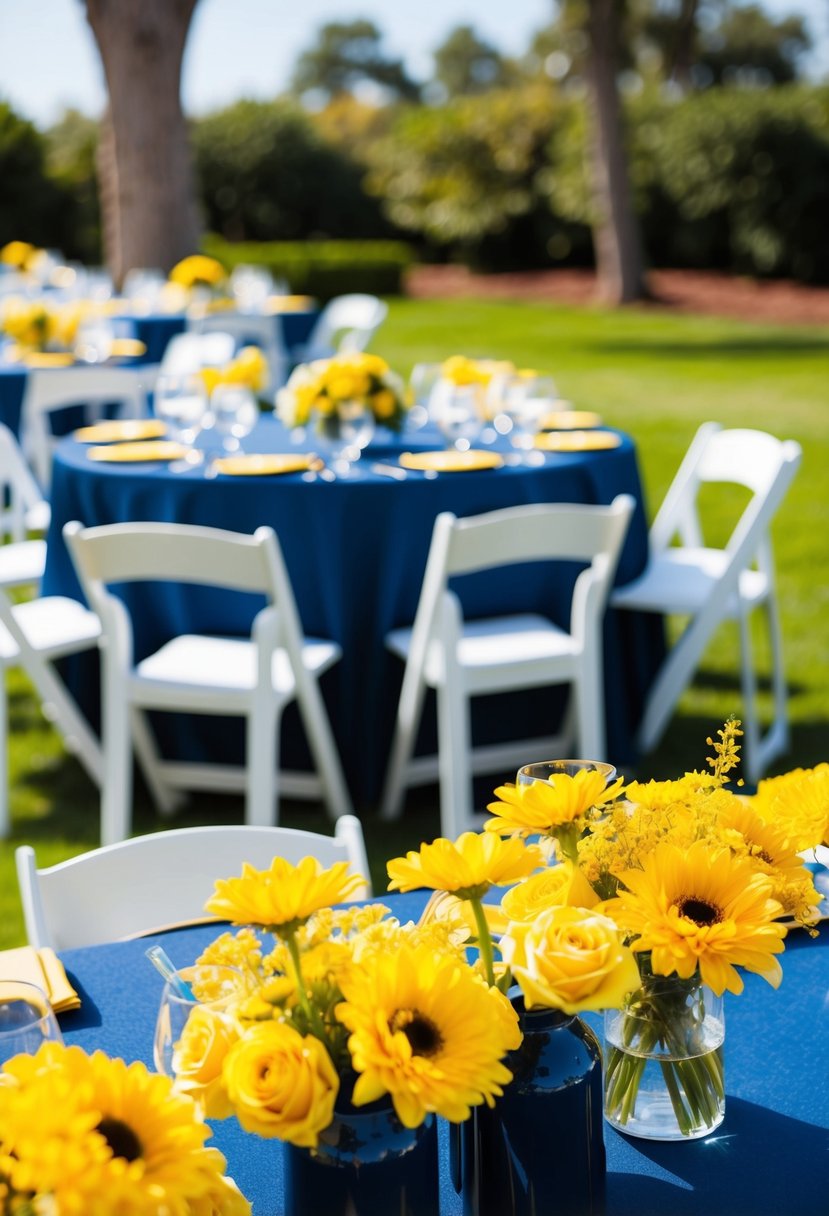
[15,817,372,950]
[0,584,103,838]
[299,294,389,362]
[187,312,286,393]
[0,422,50,590]
[64,520,353,847]
[610,423,802,784]
[156,330,236,375]
[379,494,635,838]
[21,366,149,491]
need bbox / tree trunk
[584,0,647,303]
[670,0,700,92]
[85,0,201,286]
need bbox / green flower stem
[553,825,580,865]
[469,897,496,988]
[284,930,327,1042]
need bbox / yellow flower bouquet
[169,255,228,293]
[0,1042,249,1215]
[276,352,407,434]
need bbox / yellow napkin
[265,294,315,313]
[540,409,603,431]
[22,351,75,368]
[74,419,167,444]
[534,431,622,453]
[88,440,188,463]
[0,945,80,1013]
[109,338,147,359]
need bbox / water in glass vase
[604,978,725,1141]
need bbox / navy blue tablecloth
[115,309,319,367]
[43,419,663,805]
[57,893,829,1216]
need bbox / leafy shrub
[202,236,414,298]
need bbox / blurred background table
[43,419,662,805]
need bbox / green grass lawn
[1,295,827,948]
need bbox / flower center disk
[677,897,722,927]
[97,1116,143,1163]
[389,1008,443,1058]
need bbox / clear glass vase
[603,963,725,1141]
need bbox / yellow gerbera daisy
[718,799,822,928]
[608,840,787,996]
[486,769,624,837]
[751,763,829,852]
[387,831,541,900]
[205,856,364,933]
[336,942,520,1127]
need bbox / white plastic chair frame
[22,366,149,491]
[158,331,236,375]
[610,423,802,784]
[0,584,102,838]
[380,494,635,838]
[0,421,50,545]
[64,521,353,847]
[187,312,286,393]
[301,294,388,362]
[15,818,371,951]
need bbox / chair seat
[0,539,47,589]
[0,596,101,662]
[388,613,580,693]
[611,548,769,616]
[132,633,341,709]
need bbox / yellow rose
[222,1021,339,1146]
[172,1005,240,1118]
[371,389,397,419]
[501,863,599,923]
[501,905,640,1014]
[0,241,36,269]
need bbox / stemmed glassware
[0,981,63,1066]
[428,380,485,451]
[315,401,375,477]
[153,964,246,1079]
[153,373,210,470]
[497,372,558,461]
[209,384,259,453]
[406,362,442,432]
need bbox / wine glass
[153,373,209,469]
[428,380,485,451]
[74,316,115,364]
[316,401,375,476]
[209,384,259,453]
[230,264,273,313]
[517,759,617,789]
[407,362,442,432]
[153,964,247,1079]
[498,372,558,461]
[0,981,63,1066]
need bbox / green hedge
[202,236,414,299]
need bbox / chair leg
[130,707,183,817]
[101,674,132,847]
[436,675,473,839]
[0,664,8,838]
[379,661,428,822]
[737,603,762,785]
[574,640,606,761]
[637,609,719,755]
[245,700,279,827]
[294,669,353,821]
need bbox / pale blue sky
[0,0,826,128]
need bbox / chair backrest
[21,366,148,490]
[305,294,388,359]
[650,423,803,576]
[15,818,372,950]
[63,520,308,670]
[158,331,235,375]
[0,421,50,542]
[409,495,635,659]
[187,312,284,391]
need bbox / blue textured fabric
[43,419,663,803]
[0,364,27,434]
[113,309,319,366]
[57,894,829,1216]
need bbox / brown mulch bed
[406,265,829,326]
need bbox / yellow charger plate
[535,431,622,453]
[265,294,315,313]
[74,419,167,444]
[22,351,75,368]
[88,441,188,463]
[212,453,314,476]
[541,410,603,431]
[399,450,504,473]
[109,338,147,358]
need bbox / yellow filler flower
[608,839,787,996]
[337,942,520,1128]
[387,831,541,901]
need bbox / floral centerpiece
[0,296,105,355]
[483,722,825,1142]
[199,346,270,403]
[0,240,40,272]
[169,255,228,294]
[0,1041,249,1215]
[276,352,407,436]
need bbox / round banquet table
[112,308,319,367]
[42,418,664,805]
[55,891,829,1216]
